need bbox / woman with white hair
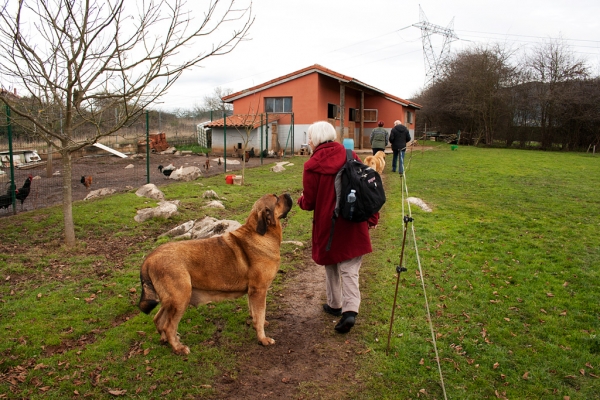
[297,121,378,334]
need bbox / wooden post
[339,83,345,141]
[360,91,364,149]
[46,143,53,178]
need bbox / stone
[169,166,202,181]
[160,216,241,240]
[84,188,116,200]
[135,183,165,201]
[134,200,179,223]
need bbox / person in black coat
[388,120,411,176]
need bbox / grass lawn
[0,144,598,399]
[361,144,600,399]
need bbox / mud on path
[210,257,368,400]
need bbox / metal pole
[291,113,295,155]
[146,110,150,184]
[223,113,227,172]
[265,112,269,152]
[386,215,413,355]
[5,105,17,215]
[260,113,264,165]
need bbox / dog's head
[253,193,293,235]
[364,156,376,168]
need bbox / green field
[0,144,598,399]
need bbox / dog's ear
[256,214,267,235]
[256,207,274,235]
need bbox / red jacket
[297,141,373,265]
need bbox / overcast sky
[159,0,600,111]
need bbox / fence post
[223,112,227,172]
[146,110,150,184]
[5,105,17,215]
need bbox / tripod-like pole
[386,215,413,355]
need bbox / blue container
[343,138,354,150]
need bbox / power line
[456,29,600,44]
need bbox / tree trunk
[61,150,76,246]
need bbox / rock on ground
[135,184,165,201]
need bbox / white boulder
[134,200,179,223]
[135,183,165,201]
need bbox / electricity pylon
[413,5,459,87]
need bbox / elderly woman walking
[297,121,378,333]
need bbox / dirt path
[210,257,366,399]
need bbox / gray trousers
[324,256,362,313]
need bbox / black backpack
[326,149,386,251]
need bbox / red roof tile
[204,114,282,129]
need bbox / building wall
[229,71,417,151]
[231,73,320,125]
[210,123,308,155]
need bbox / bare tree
[0,0,253,246]
[203,86,233,114]
[523,37,589,149]
[233,109,262,185]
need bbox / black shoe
[322,304,342,316]
[335,311,357,333]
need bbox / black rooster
[0,175,32,211]
[0,191,12,210]
[15,175,33,211]
[158,164,176,177]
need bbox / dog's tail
[139,263,160,314]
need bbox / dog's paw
[173,345,190,355]
[259,337,275,346]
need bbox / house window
[265,97,292,113]
[406,111,413,124]
[327,103,340,120]
[349,108,357,122]
[349,108,378,122]
[363,109,377,122]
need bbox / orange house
[207,64,420,154]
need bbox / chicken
[217,158,222,166]
[15,175,33,210]
[158,164,176,177]
[81,175,93,190]
[0,192,12,210]
[204,159,210,170]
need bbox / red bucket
[225,175,235,184]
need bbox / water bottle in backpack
[347,189,356,220]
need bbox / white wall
[211,123,312,155]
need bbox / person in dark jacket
[389,120,412,175]
[298,121,378,334]
[370,120,388,155]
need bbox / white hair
[307,121,336,146]
[394,120,402,126]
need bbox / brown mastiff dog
[139,193,293,355]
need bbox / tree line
[412,38,600,151]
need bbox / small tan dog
[364,151,386,174]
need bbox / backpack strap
[326,149,354,252]
[346,148,353,161]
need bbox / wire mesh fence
[0,131,203,216]
[0,129,280,217]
